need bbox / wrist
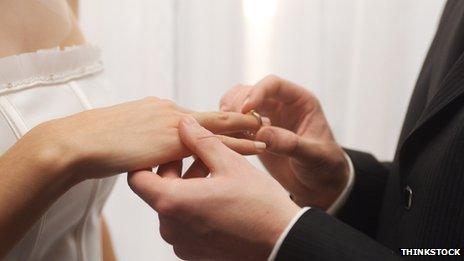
[267,206,311,261]
[264,201,301,258]
[35,142,78,188]
[291,146,350,209]
[22,125,80,188]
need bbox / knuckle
[214,112,235,128]
[256,126,275,141]
[216,135,227,143]
[263,74,281,84]
[216,111,230,121]
[160,99,176,108]
[143,96,160,103]
[197,135,221,147]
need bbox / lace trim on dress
[0,45,103,95]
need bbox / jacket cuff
[326,152,355,215]
[337,149,389,238]
[267,207,311,261]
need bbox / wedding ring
[248,110,263,127]
[243,110,263,138]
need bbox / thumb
[256,126,318,163]
[179,116,236,173]
[127,170,165,207]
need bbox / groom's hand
[128,116,300,261]
[220,75,350,209]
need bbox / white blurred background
[79,0,446,260]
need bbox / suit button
[404,186,413,210]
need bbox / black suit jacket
[277,1,464,260]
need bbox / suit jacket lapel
[399,51,464,166]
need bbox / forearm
[0,135,74,258]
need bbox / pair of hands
[16,97,265,186]
[0,96,267,257]
[128,75,350,260]
[129,116,300,260]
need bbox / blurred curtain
[79,0,445,260]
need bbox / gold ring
[248,110,263,126]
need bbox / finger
[220,84,252,112]
[242,75,312,113]
[262,116,272,126]
[255,125,300,156]
[194,111,261,134]
[230,87,253,112]
[253,99,282,116]
[183,159,209,179]
[157,160,183,179]
[219,115,270,139]
[179,116,236,172]
[255,126,320,162]
[127,170,165,206]
[218,135,266,155]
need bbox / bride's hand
[16,97,264,184]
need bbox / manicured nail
[254,141,267,150]
[262,117,271,126]
[183,115,197,125]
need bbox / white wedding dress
[0,45,118,261]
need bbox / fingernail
[254,141,267,150]
[183,115,197,125]
[220,105,228,111]
[262,117,271,126]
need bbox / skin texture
[128,116,301,261]
[220,75,350,209]
[0,0,85,58]
[0,97,264,258]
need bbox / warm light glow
[243,0,278,25]
[242,0,278,83]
